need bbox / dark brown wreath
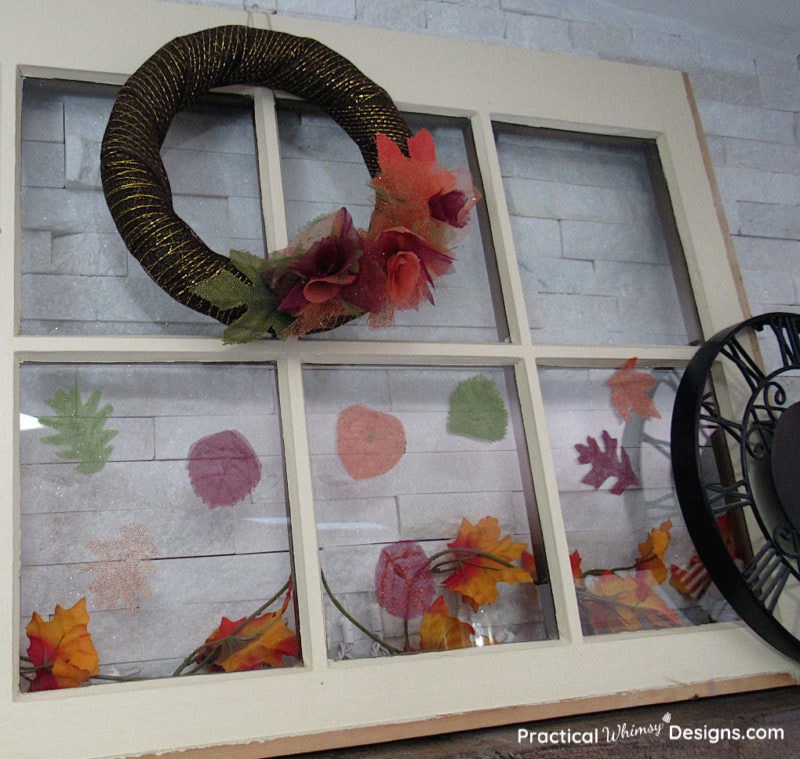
[101,25,411,327]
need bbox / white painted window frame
[1,2,796,758]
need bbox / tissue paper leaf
[447,374,508,442]
[38,386,118,474]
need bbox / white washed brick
[154,415,282,458]
[22,141,65,188]
[505,11,572,51]
[277,0,356,20]
[687,69,761,107]
[510,216,562,259]
[758,73,800,113]
[22,231,53,273]
[314,497,400,547]
[51,233,128,276]
[426,2,506,43]
[21,94,63,142]
[696,99,797,143]
[568,20,633,60]
[738,201,800,239]
[733,235,800,272]
[22,187,116,234]
[501,0,562,16]
[163,147,261,198]
[715,136,800,175]
[742,268,797,305]
[715,166,800,205]
[355,0,427,32]
[561,219,667,264]
[63,95,114,144]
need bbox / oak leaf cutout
[607,357,661,423]
[575,430,639,495]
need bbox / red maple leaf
[575,430,639,495]
[607,357,661,423]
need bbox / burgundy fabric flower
[428,189,470,228]
[270,208,366,315]
[375,541,436,620]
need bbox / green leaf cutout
[38,386,119,474]
[447,374,509,442]
[191,249,293,343]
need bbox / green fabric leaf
[447,374,509,442]
[38,386,119,474]
[191,250,294,343]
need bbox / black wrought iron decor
[672,311,800,661]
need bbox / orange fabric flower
[370,130,479,244]
[25,598,99,691]
[442,516,533,611]
[418,596,475,651]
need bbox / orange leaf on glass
[375,541,435,619]
[336,404,406,480]
[570,549,584,580]
[635,518,673,584]
[418,596,475,651]
[442,516,533,611]
[200,585,299,672]
[25,597,99,691]
[607,357,661,423]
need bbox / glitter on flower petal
[187,429,262,508]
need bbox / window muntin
[277,104,506,342]
[20,79,263,336]
[494,124,701,346]
[19,362,298,684]
[304,364,555,659]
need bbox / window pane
[494,124,701,346]
[303,364,555,660]
[277,104,505,342]
[539,364,736,636]
[19,363,298,687]
[20,79,264,336]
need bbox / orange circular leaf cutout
[337,404,406,480]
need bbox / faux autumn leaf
[447,374,509,442]
[636,518,673,584]
[575,430,639,495]
[670,555,712,598]
[441,516,533,611]
[38,386,118,474]
[200,585,299,672]
[570,549,584,580]
[607,357,661,423]
[337,404,406,480]
[25,597,99,691]
[375,541,436,619]
[577,571,683,635]
[418,596,475,651]
[191,249,293,343]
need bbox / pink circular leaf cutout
[187,430,261,508]
[336,404,406,480]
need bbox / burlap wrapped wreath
[101,26,477,341]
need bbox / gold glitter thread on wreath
[100,25,412,328]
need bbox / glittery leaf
[38,386,118,474]
[447,374,508,442]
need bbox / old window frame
[1,2,796,758]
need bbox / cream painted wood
[1,1,798,758]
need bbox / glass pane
[539,363,737,636]
[20,79,264,336]
[19,363,299,689]
[277,104,504,342]
[303,364,555,660]
[494,124,701,346]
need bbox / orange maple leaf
[418,596,475,651]
[607,357,661,423]
[635,518,672,584]
[200,582,299,671]
[441,516,533,611]
[25,597,99,691]
[670,555,712,598]
[579,571,683,633]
